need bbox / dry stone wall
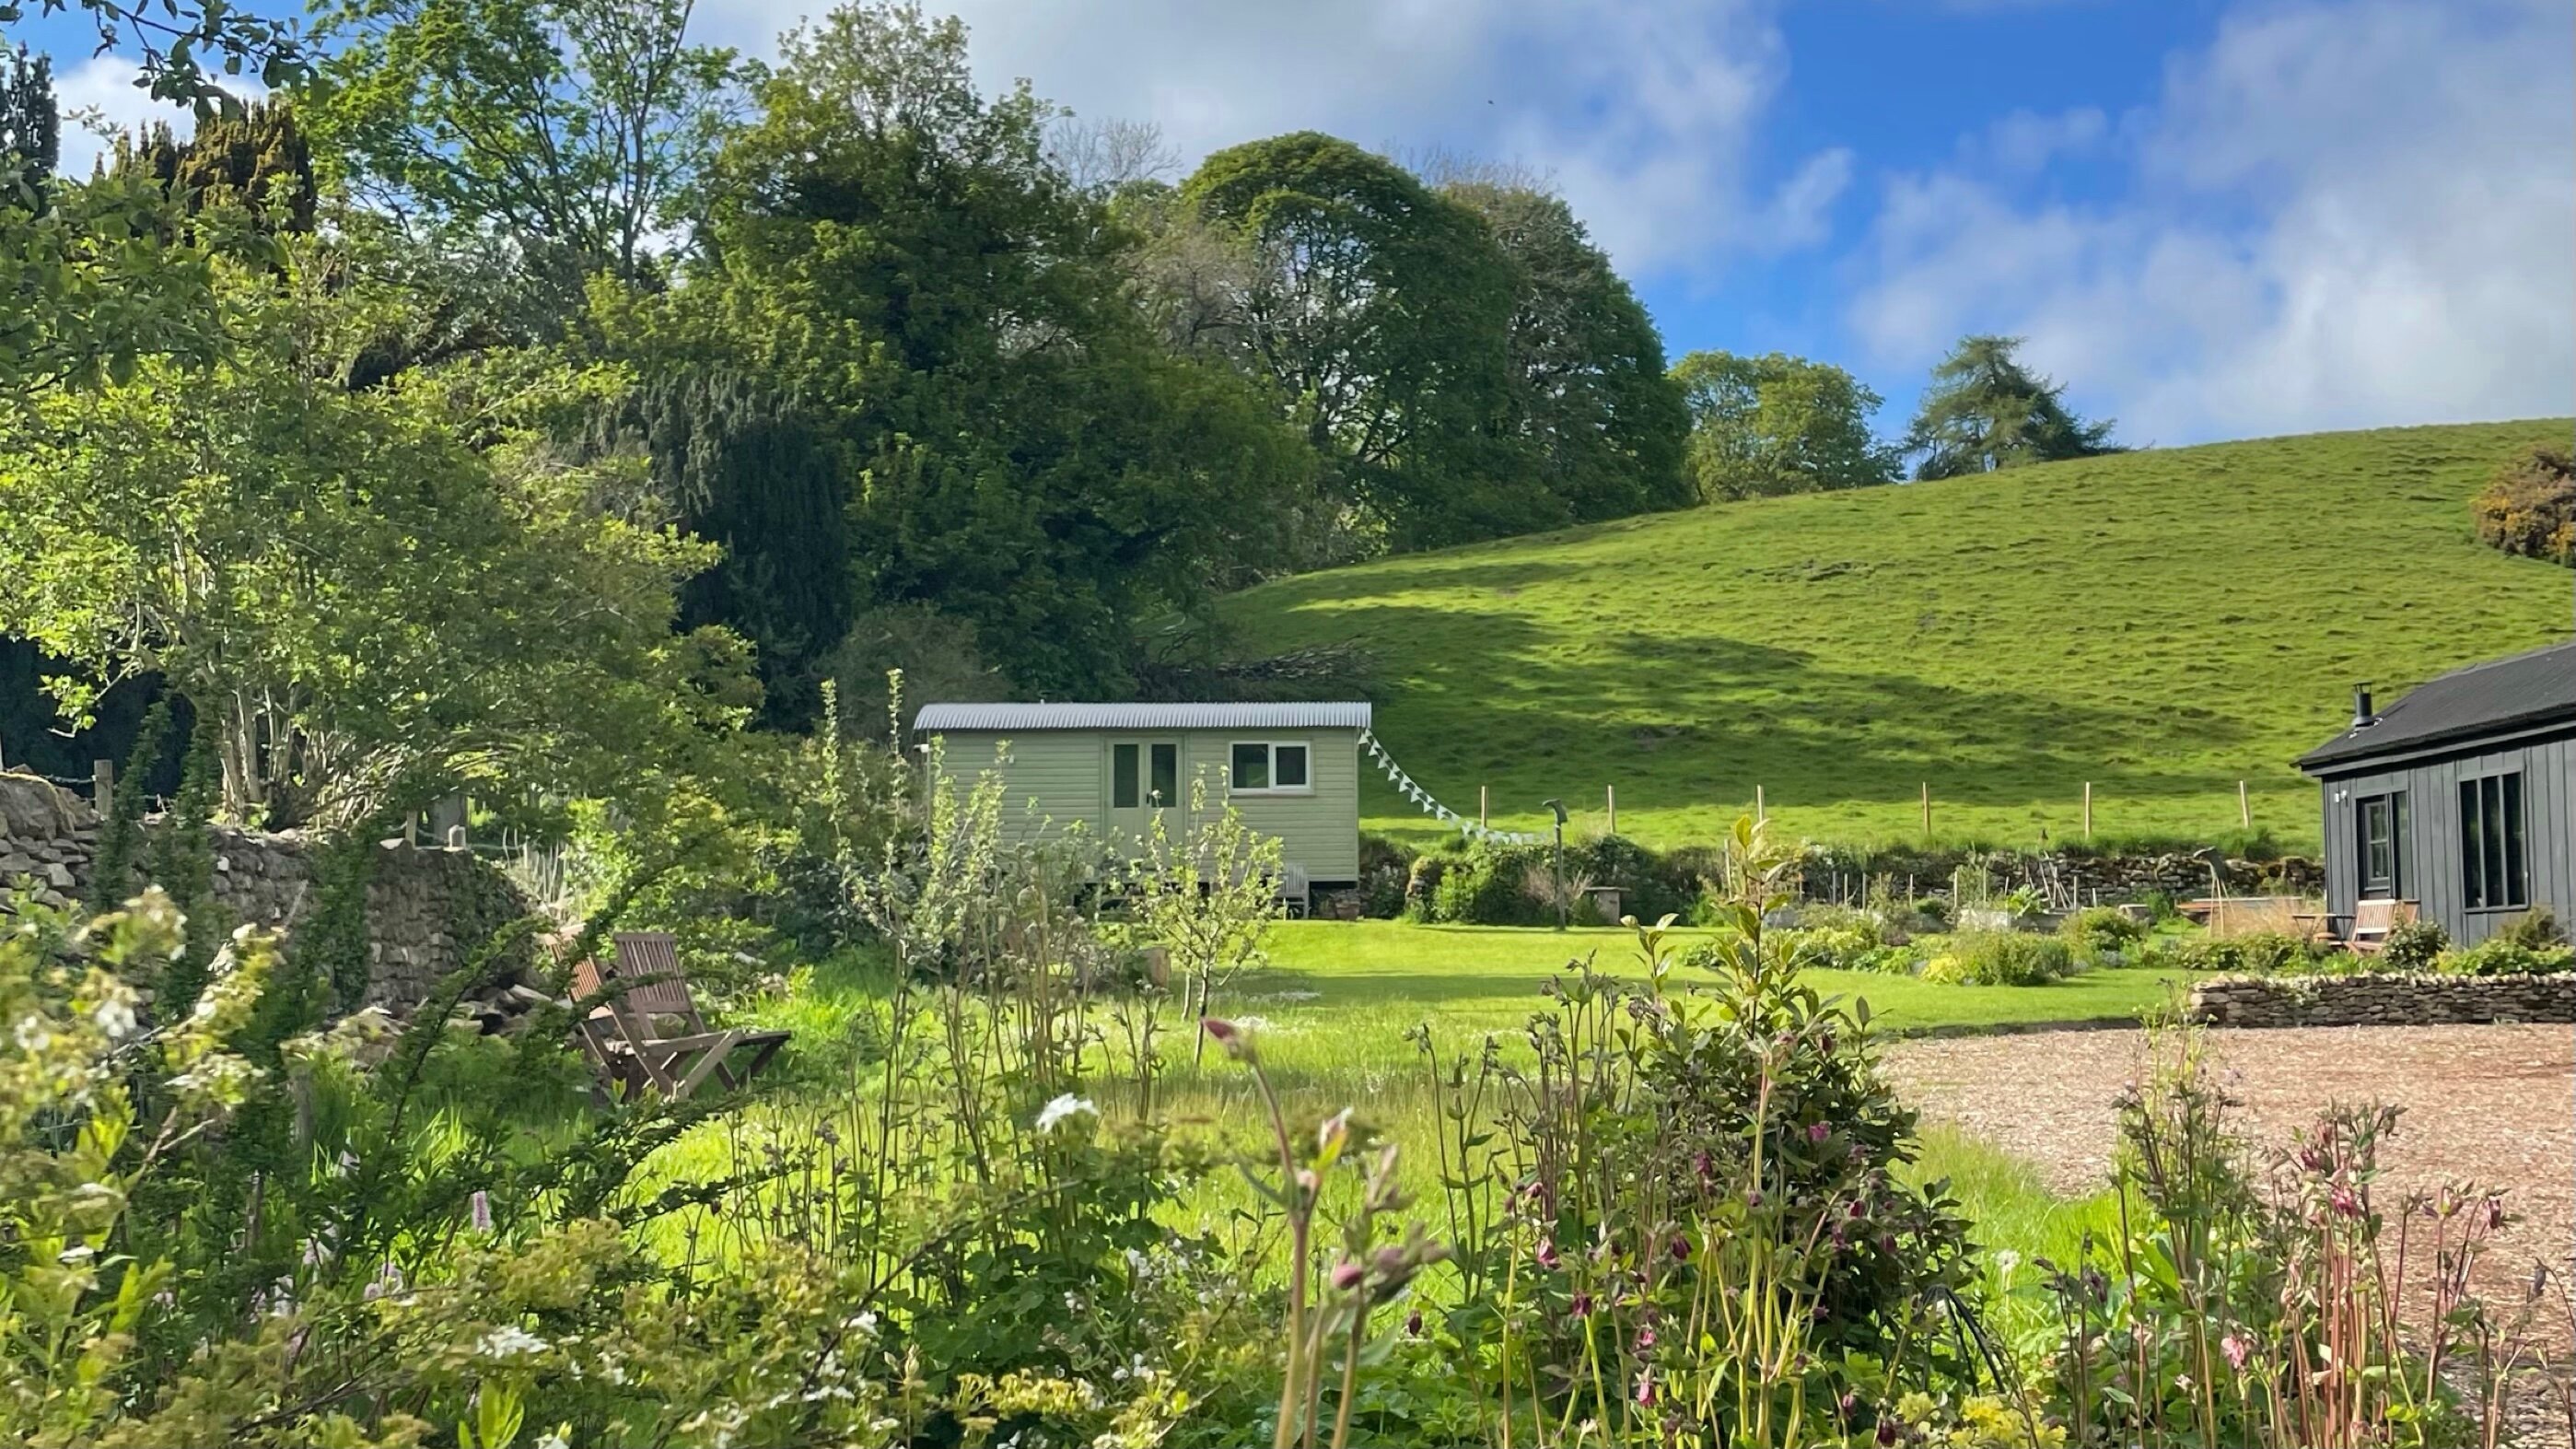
[0,772,530,1011]
[2189,971,2576,1028]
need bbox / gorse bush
[2471,442,2576,566]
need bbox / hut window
[1113,743,1140,809]
[1150,743,1178,805]
[1230,742,1312,794]
[2459,772,2527,911]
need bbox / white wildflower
[92,992,140,1040]
[536,1431,571,1449]
[1034,1093,1097,1135]
[1994,1249,2021,1279]
[476,1325,550,1359]
[14,1012,51,1053]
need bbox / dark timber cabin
[2297,640,2576,947]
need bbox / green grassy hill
[1223,419,2575,852]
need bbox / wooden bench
[2346,898,2418,957]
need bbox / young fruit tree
[1127,774,1284,1063]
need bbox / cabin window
[2459,772,2527,911]
[1230,742,1312,794]
[1112,743,1139,809]
[1150,743,1178,806]
[2356,791,2405,899]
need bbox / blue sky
[18,0,2573,447]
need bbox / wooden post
[1755,784,1766,823]
[92,759,113,809]
[1920,782,1930,841]
[2237,779,2251,829]
[1479,784,1488,830]
[2082,781,2093,841]
[1605,785,1617,837]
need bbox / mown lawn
[1220,419,2574,851]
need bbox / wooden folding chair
[571,931,790,1101]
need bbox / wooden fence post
[2082,781,2093,841]
[1755,784,1766,824]
[2237,779,2251,829]
[92,759,113,809]
[1920,782,1930,842]
[1479,784,1488,830]
[1605,785,1616,837]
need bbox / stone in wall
[0,772,531,1012]
[2187,971,2576,1029]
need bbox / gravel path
[1883,1023,2575,1304]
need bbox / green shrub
[2439,937,2576,977]
[2061,906,2146,962]
[2497,907,2568,950]
[2376,918,2449,972]
[1919,929,2073,986]
[1571,833,1699,923]
[1357,834,1415,917]
[2168,930,2319,975]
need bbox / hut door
[1109,740,1183,849]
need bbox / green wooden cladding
[927,727,1364,882]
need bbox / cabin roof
[914,701,1373,733]
[2299,639,2576,771]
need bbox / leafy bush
[2376,917,2449,972]
[1919,929,2073,986]
[2060,906,2146,962]
[1413,822,1979,1441]
[2471,442,2576,565]
[2439,937,2576,977]
[2497,907,2568,949]
[2166,929,2318,975]
[1356,834,1415,917]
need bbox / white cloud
[694,0,1847,278]
[50,55,269,180]
[1847,0,2575,445]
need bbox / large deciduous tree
[1161,132,1528,551]
[301,0,743,289]
[1903,334,2120,480]
[616,0,1310,701]
[1672,349,1901,502]
[0,226,736,827]
[1442,179,1693,524]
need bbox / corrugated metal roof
[2299,639,2576,771]
[914,701,1373,732]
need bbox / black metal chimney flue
[2351,684,2375,728]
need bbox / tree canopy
[1903,334,2121,480]
[0,226,738,826]
[1672,349,1901,501]
[606,2,1312,704]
